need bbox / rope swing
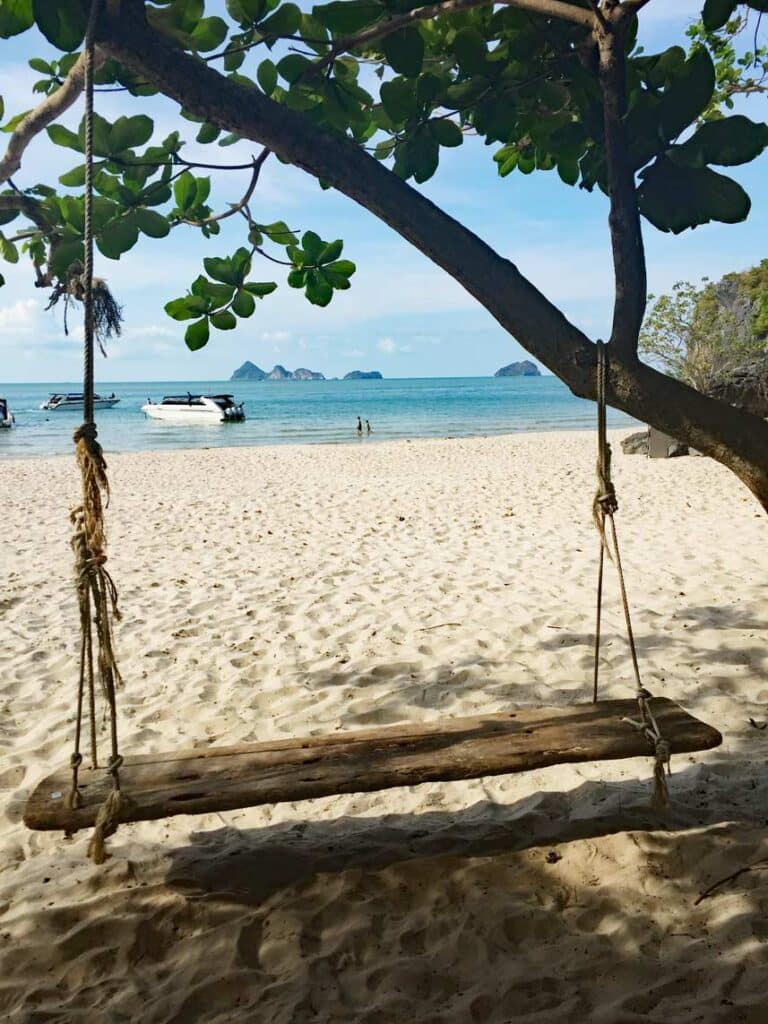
[66,0,127,863]
[591,340,670,809]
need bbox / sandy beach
[1,430,767,1023]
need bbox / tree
[640,267,768,397]
[1,0,768,505]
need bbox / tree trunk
[97,2,768,509]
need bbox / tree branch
[176,148,270,227]
[0,49,105,186]
[307,0,594,74]
[94,1,768,507]
[0,192,51,231]
[597,14,647,359]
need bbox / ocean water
[0,377,636,459]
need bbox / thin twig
[694,862,768,906]
[177,148,270,226]
[417,622,462,631]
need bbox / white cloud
[123,324,177,340]
[261,329,291,342]
[0,298,40,334]
[343,348,365,358]
[377,336,396,354]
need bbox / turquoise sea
[0,377,635,458]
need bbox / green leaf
[257,59,278,96]
[659,48,715,141]
[638,158,751,233]
[430,119,463,148]
[204,256,241,285]
[382,28,424,78]
[164,297,200,321]
[305,270,333,306]
[196,122,220,144]
[211,309,237,330]
[557,156,580,186]
[702,0,737,30]
[28,57,51,73]
[60,195,84,231]
[671,115,768,168]
[277,53,313,84]
[232,288,256,317]
[0,235,18,263]
[324,259,355,276]
[59,163,86,186]
[398,125,439,183]
[189,16,229,52]
[2,109,30,133]
[78,112,112,157]
[260,2,301,35]
[244,280,278,296]
[32,0,87,51]
[97,215,140,259]
[318,239,343,263]
[301,230,324,263]
[109,114,154,152]
[174,171,197,210]
[287,268,305,288]
[47,123,81,151]
[380,78,416,123]
[313,1,382,33]
[185,317,210,351]
[0,0,34,38]
[51,239,84,279]
[453,27,487,76]
[135,207,170,238]
[194,277,235,305]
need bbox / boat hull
[141,406,244,424]
[40,397,120,411]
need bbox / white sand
[1,430,767,1023]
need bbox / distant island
[230,362,325,381]
[494,360,541,378]
[343,370,383,380]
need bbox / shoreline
[0,422,638,463]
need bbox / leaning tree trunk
[97,0,768,509]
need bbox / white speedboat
[41,392,120,411]
[0,396,14,428]
[141,393,246,423]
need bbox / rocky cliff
[293,367,326,381]
[494,360,541,377]
[343,370,383,380]
[230,361,266,381]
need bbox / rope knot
[651,737,672,810]
[74,422,98,444]
[107,754,124,776]
[654,737,672,772]
[70,752,83,769]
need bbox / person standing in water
[356,416,362,435]
[365,419,372,434]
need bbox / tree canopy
[1,0,768,503]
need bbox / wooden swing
[23,6,721,859]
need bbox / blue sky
[0,0,766,383]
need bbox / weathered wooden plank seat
[24,698,722,832]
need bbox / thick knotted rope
[591,341,669,809]
[66,0,128,862]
